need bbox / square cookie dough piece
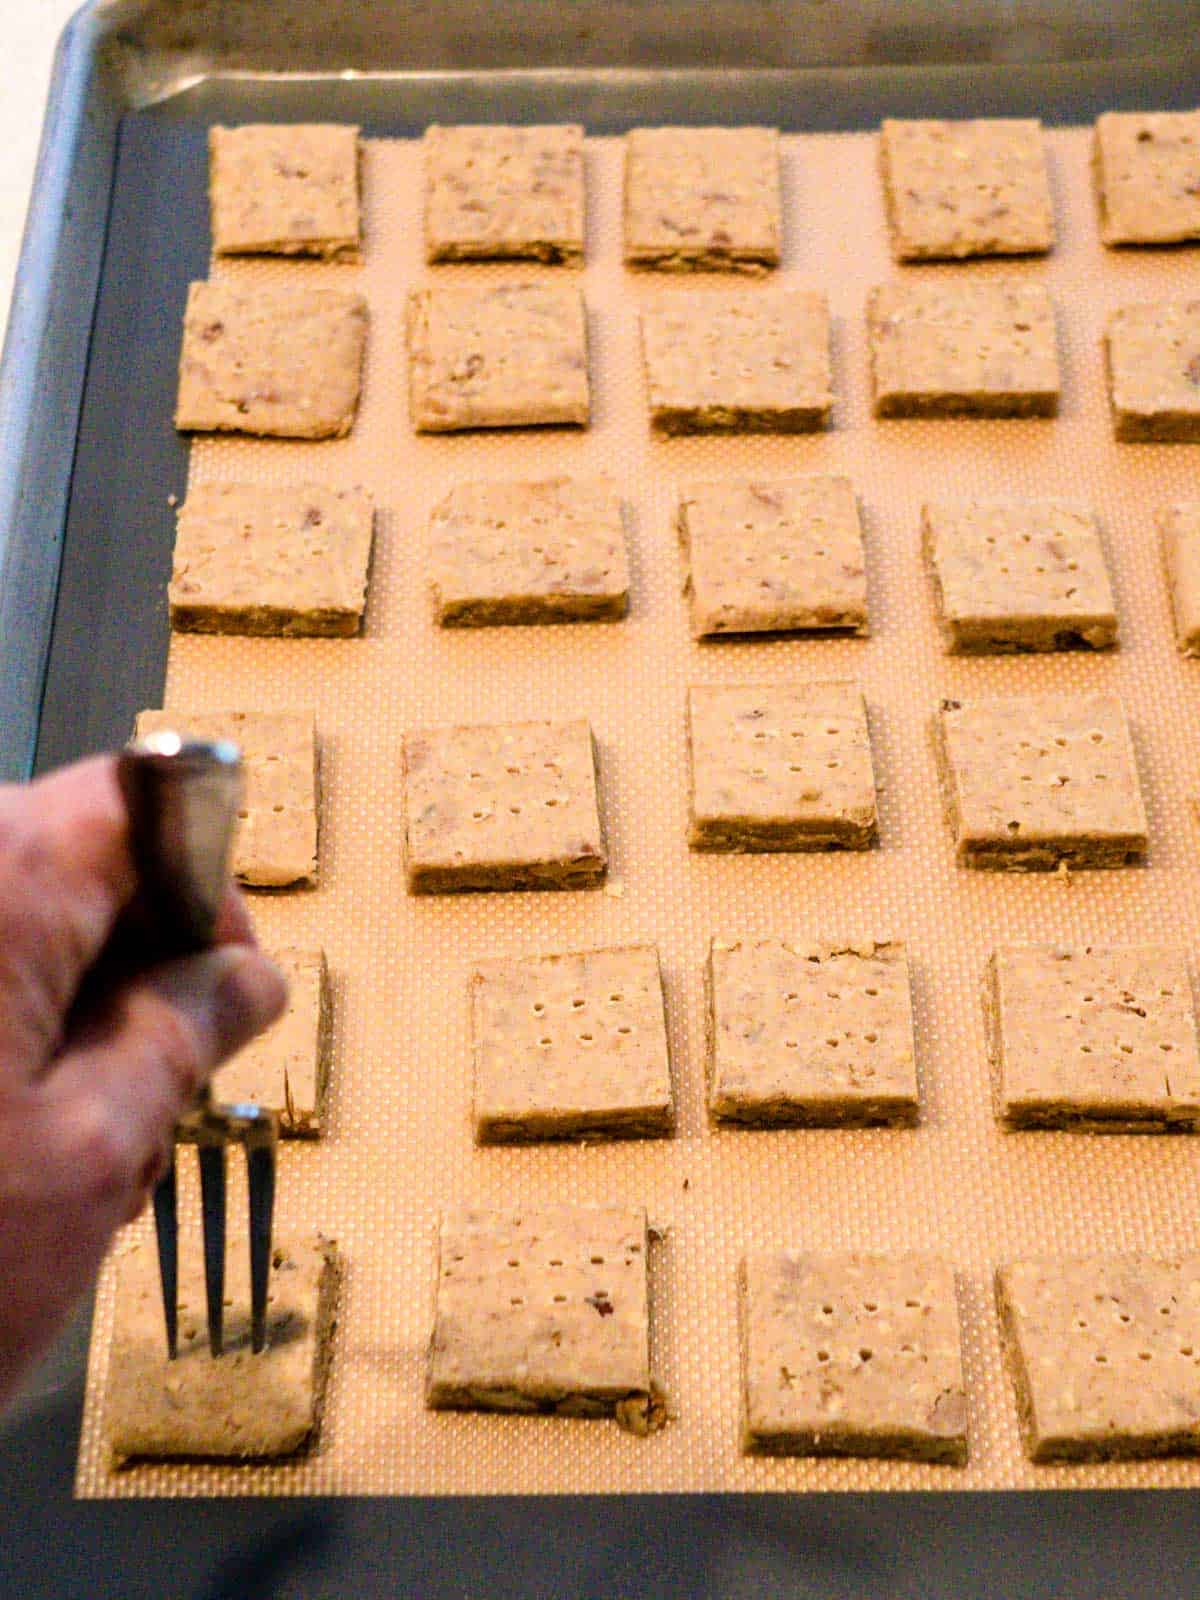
[1160,502,1200,653]
[216,949,331,1136]
[424,123,584,263]
[429,477,629,626]
[868,279,1059,418]
[428,1205,656,1430]
[1106,301,1200,441]
[880,117,1053,260]
[997,1255,1200,1461]
[106,1234,338,1462]
[407,283,589,431]
[933,694,1147,871]
[708,939,918,1126]
[624,126,781,273]
[987,945,1200,1132]
[136,708,319,887]
[175,280,367,439]
[1094,110,1200,246]
[209,123,361,259]
[403,718,606,892]
[471,945,673,1142]
[640,292,831,434]
[688,681,877,853]
[922,498,1117,654]
[679,476,868,638]
[169,482,375,637]
[740,1252,967,1461]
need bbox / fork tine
[246,1127,276,1355]
[197,1140,227,1357]
[152,1156,179,1360]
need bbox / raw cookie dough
[106,1234,338,1463]
[471,944,673,1141]
[427,1205,659,1431]
[1094,110,1200,246]
[402,718,606,892]
[135,708,319,887]
[708,938,918,1126]
[423,124,584,263]
[1105,301,1200,442]
[1160,501,1200,653]
[880,117,1053,259]
[208,123,361,259]
[407,283,589,431]
[739,1252,967,1462]
[987,945,1200,1132]
[921,498,1117,654]
[933,693,1147,871]
[679,476,868,638]
[623,126,781,273]
[175,280,368,439]
[868,279,1059,418]
[688,681,877,853]
[429,477,629,625]
[216,949,331,1136]
[997,1255,1200,1462]
[640,292,831,434]
[169,482,375,637]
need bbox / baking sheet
[76,125,1200,1496]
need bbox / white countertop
[0,0,81,351]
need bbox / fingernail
[213,947,288,1058]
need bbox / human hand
[0,754,286,1408]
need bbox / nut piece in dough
[208,123,361,258]
[471,945,673,1142]
[922,498,1116,654]
[868,279,1059,418]
[402,718,606,893]
[986,945,1200,1131]
[427,1205,658,1430]
[1105,301,1200,442]
[640,292,831,434]
[135,708,319,888]
[429,477,628,626]
[997,1255,1200,1461]
[688,681,877,853]
[932,693,1147,871]
[424,124,584,263]
[407,283,589,432]
[624,127,781,273]
[1160,501,1200,654]
[740,1252,967,1462]
[169,482,375,637]
[1094,110,1200,246]
[175,280,367,439]
[216,949,331,1136]
[106,1234,338,1462]
[880,118,1053,260]
[708,939,918,1126]
[679,476,868,638]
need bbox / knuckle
[143,1000,207,1099]
[71,1101,139,1208]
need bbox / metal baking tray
[3,2,1200,1592]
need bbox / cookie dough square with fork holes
[216,948,331,1136]
[997,1255,1200,1461]
[932,693,1147,871]
[136,708,319,888]
[986,945,1200,1132]
[402,718,606,892]
[1160,502,1200,653]
[739,1252,968,1462]
[679,476,868,638]
[1094,110,1200,246]
[208,123,361,259]
[471,944,673,1142]
[1106,301,1200,441]
[429,477,628,625]
[640,292,831,434]
[623,126,781,273]
[687,681,877,852]
[407,283,589,431]
[708,938,918,1126]
[423,124,584,263]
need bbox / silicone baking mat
[76,125,1200,1495]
